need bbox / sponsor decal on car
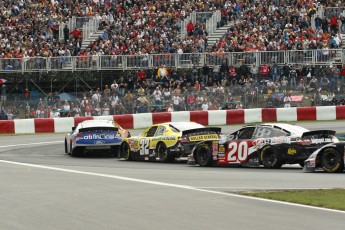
[94,140,105,144]
[83,133,115,139]
[310,138,332,144]
[253,137,293,148]
[152,136,176,141]
[189,134,219,141]
[287,148,297,155]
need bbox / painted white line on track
[194,187,330,190]
[0,141,63,148]
[0,159,345,214]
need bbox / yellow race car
[118,122,221,162]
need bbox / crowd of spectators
[1,62,345,119]
[0,0,343,71]
[210,0,344,53]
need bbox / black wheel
[195,144,213,167]
[260,146,283,169]
[121,143,132,161]
[299,161,305,168]
[70,146,82,157]
[70,145,77,157]
[157,143,173,162]
[321,148,344,173]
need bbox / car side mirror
[72,127,76,131]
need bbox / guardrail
[0,106,344,134]
[0,49,343,73]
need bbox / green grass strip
[239,188,345,211]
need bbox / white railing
[0,50,343,73]
[206,10,221,36]
[82,15,100,43]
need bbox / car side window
[254,127,274,138]
[146,126,158,137]
[155,126,166,136]
[237,127,255,139]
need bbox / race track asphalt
[0,121,345,230]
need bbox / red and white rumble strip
[0,106,344,134]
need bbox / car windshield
[169,122,204,132]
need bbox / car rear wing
[79,127,119,133]
[182,127,222,136]
[301,130,336,138]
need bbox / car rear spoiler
[182,127,221,136]
[79,127,119,132]
[302,130,336,138]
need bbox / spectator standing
[330,14,338,33]
[281,77,288,93]
[13,86,22,103]
[92,89,101,108]
[186,20,195,36]
[260,63,270,82]
[201,101,209,111]
[250,63,259,78]
[283,93,292,108]
[202,64,210,84]
[340,65,345,83]
[1,84,7,106]
[290,66,297,89]
[63,25,70,43]
[172,93,182,111]
[271,63,280,83]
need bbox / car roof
[79,120,115,128]
[163,122,205,131]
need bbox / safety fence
[0,49,343,73]
[0,106,344,134]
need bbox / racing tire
[64,139,68,154]
[69,143,79,157]
[195,144,213,167]
[121,143,132,161]
[260,146,283,169]
[157,143,173,163]
[321,148,344,173]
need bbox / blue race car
[65,120,129,157]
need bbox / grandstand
[0,0,344,119]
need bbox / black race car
[188,123,337,169]
[304,142,344,173]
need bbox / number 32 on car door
[140,138,150,155]
[226,141,249,163]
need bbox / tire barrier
[0,106,344,134]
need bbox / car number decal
[140,138,150,155]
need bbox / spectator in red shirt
[340,65,345,83]
[137,69,147,83]
[330,15,338,33]
[70,28,83,40]
[186,20,195,36]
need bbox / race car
[304,142,344,173]
[188,123,337,168]
[65,120,130,157]
[118,122,221,162]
